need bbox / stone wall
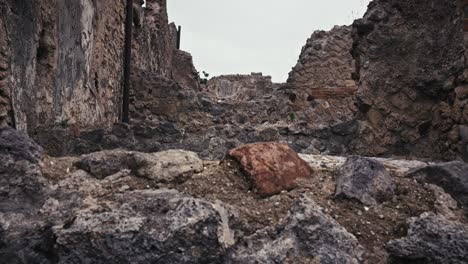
[0,0,199,137]
[0,0,126,134]
[132,1,199,90]
[351,0,466,160]
[133,0,173,77]
[171,49,200,91]
[287,26,357,105]
[0,13,10,127]
[206,73,274,101]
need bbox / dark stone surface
[387,213,468,264]
[0,126,42,163]
[0,126,54,263]
[74,149,135,179]
[54,190,236,264]
[335,156,395,205]
[351,0,466,160]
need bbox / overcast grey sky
[167,0,371,82]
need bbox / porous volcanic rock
[229,195,364,263]
[53,189,237,264]
[74,149,134,179]
[228,142,313,196]
[0,126,43,163]
[133,149,204,183]
[407,161,468,215]
[335,156,395,205]
[387,213,468,264]
[0,127,47,211]
[0,127,53,263]
[75,149,203,183]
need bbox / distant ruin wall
[352,0,466,160]
[287,26,357,103]
[206,73,274,101]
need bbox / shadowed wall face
[352,0,467,160]
[0,0,126,134]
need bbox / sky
[167,0,371,82]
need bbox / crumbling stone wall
[0,13,10,127]
[132,0,199,90]
[206,73,274,101]
[0,0,126,134]
[287,26,357,108]
[133,0,173,77]
[171,49,200,90]
[130,69,200,123]
[0,0,199,137]
[352,0,466,160]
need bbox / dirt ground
[42,155,468,264]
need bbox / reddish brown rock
[228,142,313,196]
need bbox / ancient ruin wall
[171,49,201,91]
[287,26,357,103]
[0,0,199,136]
[0,0,126,134]
[352,0,466,160]
[132,0,199,91]
[133,0,173,77]
[206,73,274,101]
[0,14,10,127]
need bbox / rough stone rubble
[1,0,468,263]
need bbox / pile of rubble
[2,126,468,263]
